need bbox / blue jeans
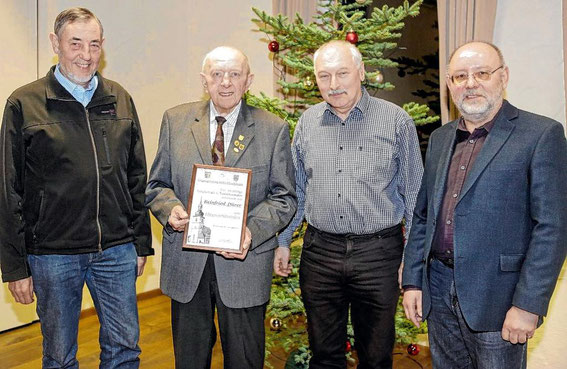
[28,243,141,369]
[427,259,527,369]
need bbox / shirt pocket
[353,142,393,182]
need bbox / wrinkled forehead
[207,57,243,69]
[315,46,356,71]
[204,49,249,73]
[449,44,500,72]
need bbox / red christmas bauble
[345,341,352,352]
[345,31,358,44]
[268,40,280,52]
[407,343,420,356]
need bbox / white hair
[313,40,363,71]
[201,46,250,73]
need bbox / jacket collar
[432,100,518,217]
[45,65,116,107]
[456,100,517,201]
[189,100,255,167]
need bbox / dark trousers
[299,225,403,369]
[171,255,267,369]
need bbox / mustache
[328,89,347,96]
[463,89,484,96]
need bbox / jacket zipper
[101,128,112,165]
[32,189,46,241]
[85,109,102,251]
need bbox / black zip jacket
[0,66,153,282]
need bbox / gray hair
[313,40,363,69]
[201,46,250,74]
[54,7,103,38]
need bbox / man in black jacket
[0,7,152,369]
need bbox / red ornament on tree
[345,31,358,44]
[407,343,420,356]
[268,40,280,52]
[345,341,352,352]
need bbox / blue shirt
[278,88,423,246]
[54,64,98,107]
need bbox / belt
[431,255,454,269]
[307,223,402,242]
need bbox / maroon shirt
[431,115,498,260]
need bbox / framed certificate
[182,164,252,253]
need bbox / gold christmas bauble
[372,72,384,84]
[303,76,315,90]
[270,318,282,330]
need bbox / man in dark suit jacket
[145,46,297,369]
[402,41,567,368]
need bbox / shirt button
[452,193,458,198]
[446,250,451,254]
[342,123,345,126]
[446,220,452,225]
[338,169,342,173]
[338,193,341,197]
[460,165,466,170]
[339,146,343,150]
[339,215,344,219]
[469,139,475,144]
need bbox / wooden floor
[0,291,431,369]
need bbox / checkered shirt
[278,88,423,246]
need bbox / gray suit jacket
[403,100,567,331]
[146,100,297,308]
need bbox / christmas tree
[247,1,435,367]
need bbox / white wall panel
[494,0,566,128]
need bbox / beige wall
[0,0,40,331]
[0,0,272,331]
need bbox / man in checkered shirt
[276,40,423,369]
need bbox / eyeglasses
[449,65,504,85]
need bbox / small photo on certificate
[183,164,251,253]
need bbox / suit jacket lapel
[458,101,517,202]
[224,102,255,168]
[190,102,214,165]
[433,123,458,219]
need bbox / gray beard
[459,100,493,123]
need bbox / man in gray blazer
[145,46,297,369]
[402,41,567,368]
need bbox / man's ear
[501,66,510,90]
[200,73,209,91]
[359,62,365,81]
[49,32,59,54]
[245,73,255,91]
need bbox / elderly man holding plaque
[145,46,297,369]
